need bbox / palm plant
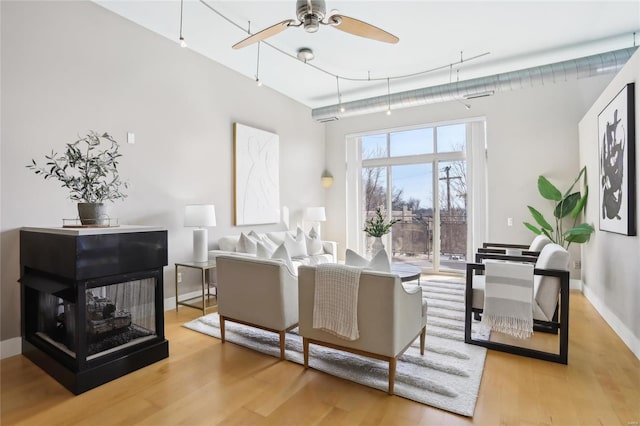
[523,166,594,249]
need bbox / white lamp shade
[184,204,216,227]
[304,207,326,222]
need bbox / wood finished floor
[1,291,639,425]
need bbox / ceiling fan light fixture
[297,48,315,62]
[328,15,342,26]
[233,0,398,48]
[303,15,320,33]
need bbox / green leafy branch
[363,207,400,237]
[27,131,128,203]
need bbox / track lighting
[336,76,344,113]
[255,41,262,87]
[178,0,187,48]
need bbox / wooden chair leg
[388,357,396,395]
[279,330,286,360]
[220,315,226,343]
[303,338,309,368]
[420,326,426,355]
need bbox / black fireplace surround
[19,227,169,394]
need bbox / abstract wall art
[598,83,636,236]
[233,122,280,226]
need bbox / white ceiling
[95,1,640,109]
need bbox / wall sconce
[321,170,334,188]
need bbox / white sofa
[208,230,337,271]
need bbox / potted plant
[363,207,399,255]
[523,166,594,249]
[27,131,128,225]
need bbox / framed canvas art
[598,83,636,236]
[233,123,280,226]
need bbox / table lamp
[304,206,326,238]
[184,204,216,262]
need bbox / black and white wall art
[598,83,636,236]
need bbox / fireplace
[20,226,169,394]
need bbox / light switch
[127,132,135,144]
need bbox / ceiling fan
[232,0,399,49]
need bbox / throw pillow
[344,248,391,272]
[285,231,308,258]
[248,230,277,253]
[266,232,288,245]
[237,232,257,254]
[369,249,391,272]
[345,249,369,268]
[305,234,324,256]
[308,227,318,239]
[271,243,296,275]
[256,241,275,258]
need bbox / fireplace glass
[35,278,158,360]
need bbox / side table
[175,260,217,315]
[391,263,421,283]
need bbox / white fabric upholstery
[533,243,570,321]
[528,235,552,252]
[299,266,427,358]
[216,255,299,358]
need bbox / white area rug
[183,278,488,417]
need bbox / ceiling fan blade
[232,20,296,49]
[330,15,399,44]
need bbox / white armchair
[297,265,428,395]
[215,255,298,360]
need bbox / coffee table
[391,263,421,283]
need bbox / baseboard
[2,291,204,360]
[1,337,22,360]
[583,284,640,361]
[570,278,583,291]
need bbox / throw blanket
[481,261,534,339]
[313,264,362,341]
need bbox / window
[347,119,486,273]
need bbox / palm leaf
[554,192,580,218]
[538,176,562,201]
[528,206,553,231]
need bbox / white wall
[324,75,613,270]
[578,50,640,359]
[0,1,325,345]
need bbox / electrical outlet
[573,260,581,269]
[507,217,513,227]
[177,272,182,283]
